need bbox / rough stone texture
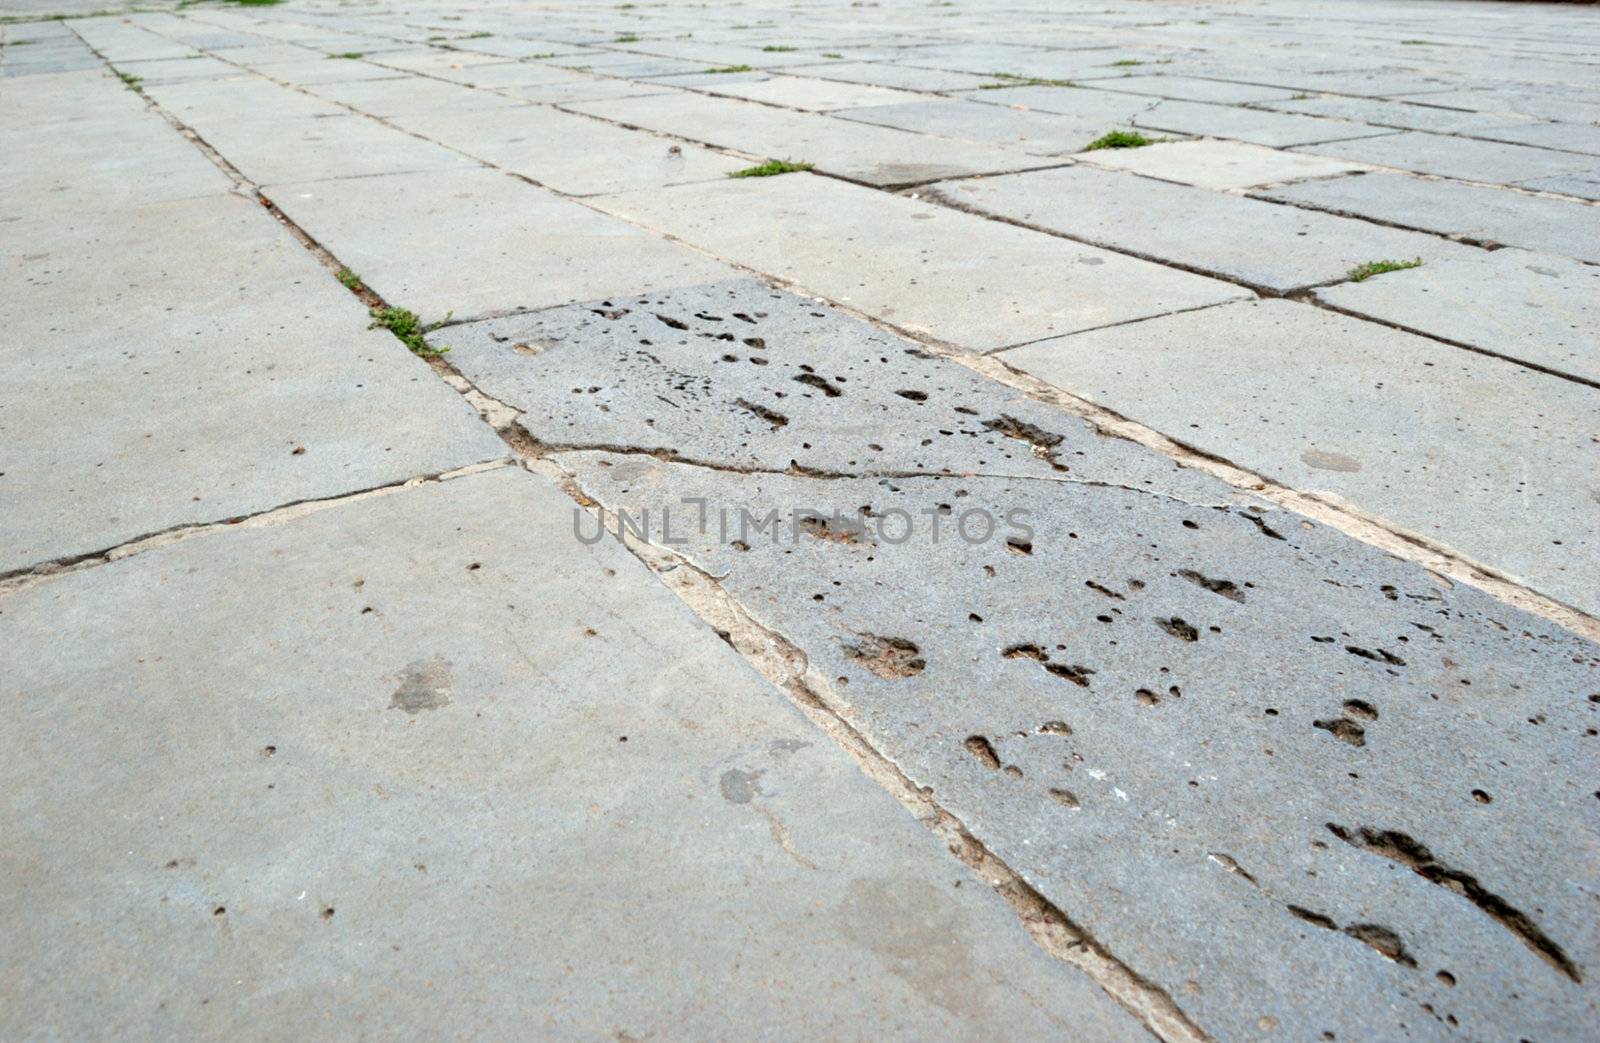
[1297,130,1596,185]
[263,168,736,323]
[564,91,1060,186]
[1257,172,1600,263]
[931,165,1476,294]
[699,74,925,112]
[1074,138,1371,190]
[1003,299,1600,614]
[1261,94,1541,135]
[447,284,1600,1043]
[1516,171,1600,201]
[589,173,1249,351]
[1316,249,1600,385]
[1076,74,1300,104]
[0,469,1145,1041]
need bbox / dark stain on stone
[389,657,453,714]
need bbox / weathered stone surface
[448,278,1221,500]
[589,173,1248,352]
[180,112,480,186]
[958,83,1158,124]
[789,60,995,92]
[0,469,1145,1041]
[564,91,1058,186]
[1516,171,1600,201]
[1075,138,1370,189]
[1316,249,1600,384]
[1257,171,1600,263]
[450,284,1600,1043]
[1296,130,1595,184]
[1262,94,1541,134]
[0,189,507,573]
[1002,299,1600,613]
[701,74,925,112]
[839,98,1144,155]
[1133,99,1394,146]
[1077,74,1299,104]
[930,165,1475,293]
[263,168,735,323]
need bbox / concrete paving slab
[1257,171,1600,263]
[1516,170,1600,201]
[589,173,1249,352]
[460,284,1600,1043]
[143,74,348,121]
[109,54,239,83]
[1261,94,1544,135]
[0,468,1146,1041]
[1133,99,1395,147]
[505,76,675,104]
[957,83,1157,124]
[1002,299,1600,612]
[301,73,520,119]
[1474,121,1600,158]
[790,60,994,92]
[931,165,1475,294]
[1419,86,1600,125]
[1297,130,1596,184]
[0,192,506,572]
[1315,249,1600,384]
[182,112,481,187]
[263,168,736,324]
[382,101,747,195]
[254,57,412,86]
[564,91,1059,186]
[699,74,926,111]
[1078,74,1301,104]
[1074,138,1371,189]
[838,98,1141,156]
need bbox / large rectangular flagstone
[588,173,1248,352]
[837,98,1143,155]
[1296,130,1595,184]
[563,91,1058,186]
[1315,249,1600,385]
[0,192,507,573]
[788,60,995,92]
[929,165,1475,293]
[1257,171,1600,263]
[0,468,1144,1041]
[1132,98,1395,146]
[448,282,1600,1043]
[1001,299,1600,612]
[262,167,735,323]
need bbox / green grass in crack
[615,33,640,42]
[117,71,143,89]
[1110,59,1142,66]
[1347,257,1421,282]
[705,63,753,73]
[728,159,813,178]
[336,268,365,291]
[761,44,797,52]
[369,306,451,356]
[330,52,363,59]
[1084,129,1158,150]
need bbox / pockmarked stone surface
[1316,249,1600,385]
[262,168,736,323]
[1003,299,1600,614]
[589,173,1249,352]
[929,166,1475,293]
[0,469,1145,1041]
[449,286,1599,1043]
[1257,171,1600,264]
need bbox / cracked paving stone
[446,285,1598,1043]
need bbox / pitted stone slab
[929,166,1476,293]
[555,452,1600,1043]
[1315,249,1600,385]
[1295,131,1595,185]
[588,174,1248,352]
[0,469,1144,1041]
[1003,299,1600,614]
[1257,172,1600,263]
[448,279,1226,500]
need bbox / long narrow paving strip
[3,0,1598,1039]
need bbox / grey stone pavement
[1,0,1597,1039]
